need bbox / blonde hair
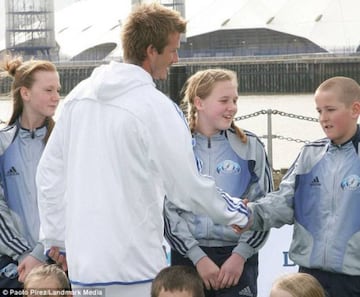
[181,68,247,143]
[24,264,70,295]
[0,56,58,143]
[316,76,360,106]
[271,273,325,297]
[121,2,186,65]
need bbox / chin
[159,74,168,80]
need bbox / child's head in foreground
[24,264,70,297]
[315,76,360,145]
[151,265,205,297]
[269,273,325,297]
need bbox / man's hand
[232,199,252,234]
[47,246,68,271]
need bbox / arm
[150,102,248,228]
[0,190,31,261]
[0,190,45,282]
[164,198,206,263]
[0,129,32,261]
[164,198,220,290]
[36,106,67,255]
[248,155,299,231]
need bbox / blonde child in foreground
[247,76,360,297]
[270,273,326,297]
[151,265,205,297]
[24,264,71,297]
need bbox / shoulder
[227,128,264,148]
[301,138,329,152]
[0,124,18,155]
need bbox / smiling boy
[248,76,360,297]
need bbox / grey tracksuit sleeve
[249,158,298,231]
[0,190,31,260]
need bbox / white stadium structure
[0,0,359,61]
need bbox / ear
[194,96,204,111]
[20,86,31,102]
[146,44,157,59]
[351,101,360,117]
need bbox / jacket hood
[67,61,155,103]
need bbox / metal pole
[267,109,273,169]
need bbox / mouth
[223,115,233,120]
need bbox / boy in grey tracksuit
[248,76,360,297]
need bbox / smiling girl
[165,68,273,297]
[0,57,60,288]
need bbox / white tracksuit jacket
[36,61,248,287]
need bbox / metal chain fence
[235,109,319,171]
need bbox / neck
[20,114,46,130]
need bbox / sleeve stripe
[0,214,30,254]
[246,230,269,249]
[164,213,188,256]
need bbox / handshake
[230,198,253,234]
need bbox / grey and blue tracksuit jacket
[250,125,360,275]
[165,129,273,264]
[0,121,47,262]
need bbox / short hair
[271,273,325,297]
[24,264,70,291]
[121,2,186,65]
[151,265,204,297]
[315,76,360,106]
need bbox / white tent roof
[186,0,287,36]
[1,0,359,58]
[186,0,360,52]
[266,0,360,52]
[55,0,129,59]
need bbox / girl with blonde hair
[165,68,273,297]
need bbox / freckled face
[195,79,238,136]
[22,70,61,119]
[315,89,358,145]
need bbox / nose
[53,91,60,102]
[319,111,327,123]
[228,100,238,112]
